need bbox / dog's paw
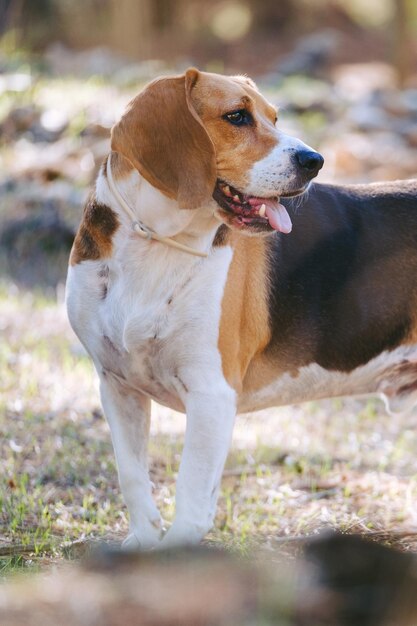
[157,520,208,549]
[122,519,164,552]
[122,532,143,551]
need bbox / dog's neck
[96,164,221,258]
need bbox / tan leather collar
[106,155,209,258]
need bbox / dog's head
[111,68,323,235]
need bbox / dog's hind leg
[99,372,162,550]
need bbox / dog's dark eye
[223,109,252,126]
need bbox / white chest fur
[67,239,233,411]
[66,166,235,411]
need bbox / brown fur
[212,224,231,247]
[218,234,271,392]
[70,194,119,266]
[110,69,217,209]
[190,73,278,193]
[110,70,278,209]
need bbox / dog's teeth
[233,195,240,202]
[224,185,231,196]
[259,203,266,217]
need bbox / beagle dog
[66,68,417,549]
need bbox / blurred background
[1,0,417,572]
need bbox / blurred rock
[275,29,341,77]
[113,59,168,87]
[332,63,397,101]
[405,126,417,148]
[40,109,69,135]
[377,90,415,118]
[0,202,75,289]
[301,533,417,626]
[319,129,417,183]
[0,72,32,94]
[275,75,336,114]
[80,123,111,140]
[1,106,40,141]
[348,103,391,131]
[44,43,128,77]
[0,106,68,143]
[401,90,417,115]
[1,534,417,626]
[44,43,168,84]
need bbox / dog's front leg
[161,384,236,547]
[99,373,163,550]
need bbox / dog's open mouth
[213,180,299,234]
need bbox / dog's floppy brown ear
[111,68,216,210]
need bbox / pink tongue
[265,202,292,233]
[248,197,292,234]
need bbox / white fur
[246,131,315,196]
[239,345,417,416]
[66,168,236,548]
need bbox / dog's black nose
[295,150,324,175]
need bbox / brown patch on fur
[70,194,119,265]
[213,224,230,247]
[218,234,271,392]
[111,69,216,209]
[379,359,417,397]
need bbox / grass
[2,281,417,576]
